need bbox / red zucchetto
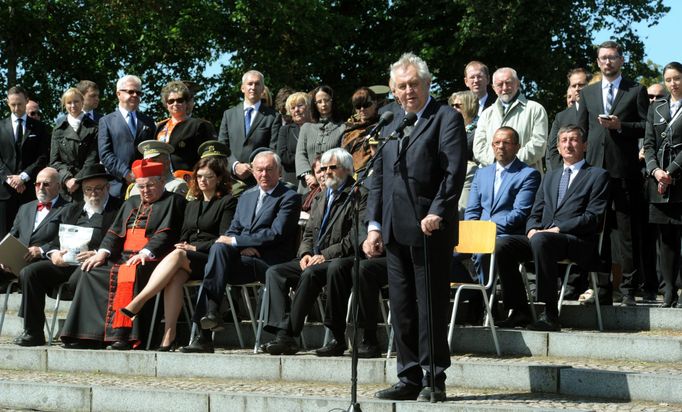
[131,159,164,178]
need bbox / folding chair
[447,220,501,356]
[0,279,20,337]
[147,281,196,350]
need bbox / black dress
[181,195,237,278]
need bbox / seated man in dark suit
[13,164,121,346]
[463,126,541,282]
[0,167,68,288]
[495,125,610,331]
[262,148,366,356]
[180,150,301,353]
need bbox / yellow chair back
[453,220,497,255]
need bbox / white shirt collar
[244,101,261,112]
[11,113,27,124]
[602,75,622,91]
[118,106,135,118]
[407,96,432,125]
[564,159,585,173]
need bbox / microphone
[364,111,394,139]
[379,112,417,141]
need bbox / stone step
[1,345,682,407]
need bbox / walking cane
[422,233,438,402]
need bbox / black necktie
[15,117,23,143]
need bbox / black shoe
[13,331,46,347]
[107,340,131,350]
[417,386,447,402]
[180,336,215,353]
[621,294,637,306]
[265,335,299,355]
[374,382,422,400]
[120,308,137,320]
[157,340,177,352]
[641,291,658,303]
[527,312,561,332]
[62,340,101,350]
[356,341,382,358]
[200,310,222,330]
[315,338,346,357]
[496,309,532,328]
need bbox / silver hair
[492,67,519,83]
[116,75,142,91]
[321,148,354,174]
[389,52,432,85]
[242,70,265,85]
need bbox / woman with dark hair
[295,85,346,193]
[643,61,682,308]
[341,87,379,173]
[156,80,216,172]
[120,156,236,349]
[276,92,311,185]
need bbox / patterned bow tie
[37,202,52,211]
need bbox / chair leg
[590,272,603,331]
[254,285,267,353]
[146,293,161,350]
[385,308,393,359]
[557,264,574,316]
[480,288,501,356]
[448,287,464,350]
[241,286,258,338]
[225,286,244,348]
[188,284,204,345]
[0,280,19,337]
[47,284,66,346]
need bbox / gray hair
[321,148,354,174]
[492,67,519,83]
[242,70,265,85]
[389,52,432,85]
[252,149,282,171]
[116,75,142,91]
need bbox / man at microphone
[365,53,466,402]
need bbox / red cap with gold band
[131,159,164,178]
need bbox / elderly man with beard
[473,67,548,173]
[13,164,122,346]
[261,147,366,356]
[60,159,185,350]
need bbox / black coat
[275,123,300,185]
[643,98,682,204]
[179,195,237,253]
[50,116,100,186]
[156,117,216,171]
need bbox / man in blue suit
[98,75,156,197]
[462,126,541,282]
[180,150,301,353]
[496,125,610,331]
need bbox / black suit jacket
[179,195,237,253]
[226,182,301,265]
[10,196,69,251]
[577,78,649,178]
[368,97,467,247]
[546,105,579,171]
[50,115,100,186]
[218,102,280,167]
[0,116,51,200]
[526,162,610,253]
[156,117,216,171]
[42,196,123,253]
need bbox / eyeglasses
[319,164,339,172]
[167,97,186,105]
[354,101,374,110]
[452,103,462,109]
[598,55,621,63]
[119,89,144,96]
[28,111,41,117]
[83,185,107,194]
[34,181,52,188]
[648,94,664,100]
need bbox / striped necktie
[604,83,613,114]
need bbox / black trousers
[385,237,451,389]
[324,256,388,339]
[18,260,80,334]
[192,243,269,323]
[608,177,642,296]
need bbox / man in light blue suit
[455,126,540,320]
[98,75,156,197]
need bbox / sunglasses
[28,111,41,117]
[319,164,339,172]
[648,94,663,100]
[167,97,186,105]
[119,89,143,97]
[452,103,462,109]
[354,101,374,110]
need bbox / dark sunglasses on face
[119,89,143,97]
[452,103,462,109]
[354,101,374,110]
[167,97,186,105]
[28,111,41,117]
[319,164,339,172]
[648,94,663,100]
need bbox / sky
[594,0,678,68]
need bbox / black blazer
[643,98,682,203]
[50,115,100,186]
[226,182,301,265]
[10,196,69,251]
[179,195,237,253]
[368,98,467,247]
[577,78,649,178]
[156,117,216,171]
[42,196,123,252]
[218,102,281,167]
[0,116,51,200]
[546,105,579,171]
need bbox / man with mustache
[473,67,549,173]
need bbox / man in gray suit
[218,70,280,192]
[97,75,156,197]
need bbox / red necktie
[37,202,52,211]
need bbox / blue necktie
[557,167,572,205]
[604,83,613,114]
[127,112,137,136]
[255,190,266,216]
[244,107,254,136]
